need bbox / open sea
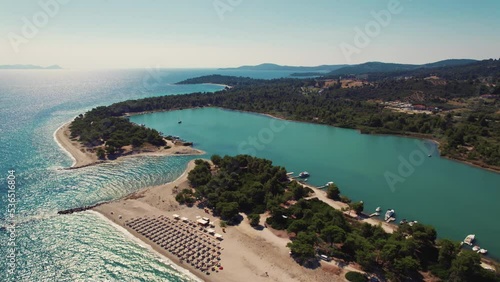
[1,68,499,281]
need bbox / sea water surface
[130,108,500,259]
[0,68,301,281]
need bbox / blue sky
[0,0,499,68]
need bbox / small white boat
[298,171,310,178]
[286,172,294,176]
[463,234,475,246]
[472,246,480,252]
[375,207,381,212]
[384,209,395,221]
[478,249,488,254]
[326,181,334,186]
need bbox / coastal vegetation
[69,106,165,158]
[75,59,500,169]
[176,74,268,86]
[179,155,499,281]
[326,183,341,200]
[68,59,500,169]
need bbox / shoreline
[218,107,500,174]
[92,160,347,282]
[53,122,77,167]
[90,160,498,281]
[54,122,99,168]
[249,110,499,174]
[367,131,500,174]
[298,181,398,234]
[441,154,500,174]
[92,161,210,282]
[54,121,206,169]
[88,210,204,282]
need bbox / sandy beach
[93,160,347,282]
[55,121,205,169]
[54,122,99,168]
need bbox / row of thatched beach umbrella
[125,215,223,275]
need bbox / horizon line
[2,57,498,70]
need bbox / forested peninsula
[69,59,500,171]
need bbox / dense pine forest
[181,155,500,281]
[69,106,166,157]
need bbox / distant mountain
[218,63,347,72]
[0,64,63,70]
[422,59,478,68]
[326,59,478,76]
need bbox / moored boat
[384,209,395,221]
[463,234,475,246]
[478,248,488,254]
[298,171,310,178]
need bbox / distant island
[0,64,63,70]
